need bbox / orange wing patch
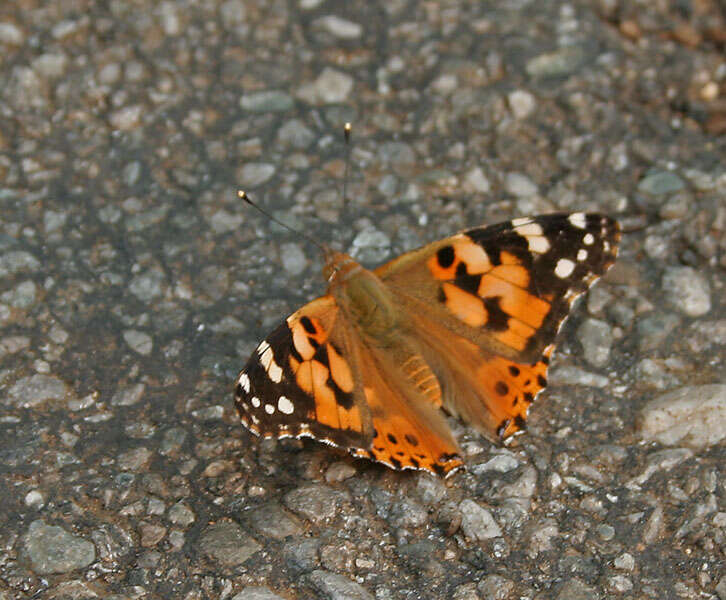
[351,379,462,477]
[477,346,553,439]
[286,314,364,434]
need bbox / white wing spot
[278,395,294,414]
[555,258,576,278]
[568,213,587,229]
[527,235,550,253]
[238,372,250,394]
[515,222,543,237]
[511,217,532,227]
[256,340,270,355]
[583,233,595,245]
[251,396,261,408]
[603,241,610,252]
[259,344,283,383]
[251,414,260,425]
[577,249,588,261]
[267,357,283,383]
[264,403,275,414]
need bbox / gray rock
[117,447,152,471]
[313,15,363,39]
[556,579,599,600]
[638,385,726,448]
[638,171,685,195]
[508,89,536,119]
[462,166,491,193]
[471,453,520,475]
[279,242,307,276]
[240,91,294,113]
[377,141,416,173]
[238,162,276,187]
[526,518,559,556]
[388,497,429,529]
[613,552,635,571]
[1,280,37,308]
[32,53,68,78]
[24,520,96,574]
[0,251,40,277]
[123,330,153,355]
[248,502,303,540]
[232,587,285,600]
[7,374,67,408]
[296,68,353,105]
[504,172,538,197]
[716,575,726,600]
[662,266,711,316]
[110,105,142,130]
[642,503,665,544]
[526,46,586,77]
[452,582,479,600]
[220,0,246,25]
[209,209,244,234]
[636,313,680,352]
[284,484,349,523]
[198,521,260,566]
[0,22,25,45]
[686,320,726,352]
[277,119,315,149]
[167,502,195,527]
[497,465,537,499]
[459,499,502,540]
[111,383,145,406]
[629,448,694,486]
[0,335,30,359]
[576,318,613,367]
[129,269,165,302]
[351,228,391,263]
[549,365,609,388]
[324,461,357,483]
[283,537,320,574]
[159,427,187,455]
[307,570,374,600]
[478,575,515,600]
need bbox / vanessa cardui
[235,212,620,477]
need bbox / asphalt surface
[0,1,724,599]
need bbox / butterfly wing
[234,294,463,476]
[376,213,620,439]
[235,295,374,449]
[349,342,463,476]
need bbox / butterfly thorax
[325,251,400,341]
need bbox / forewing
[376,213,620,364]
[234,295,374,449]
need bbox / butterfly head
[323,250,363,284]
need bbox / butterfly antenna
[341,122,352,204]
[237,190,327,255]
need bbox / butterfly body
[235,213,620,477]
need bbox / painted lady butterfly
[235,211,620,477]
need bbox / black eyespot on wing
[437,245,455,268]
[300,316,316,334]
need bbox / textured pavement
[0,1,725,599]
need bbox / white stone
[638,385,726,449]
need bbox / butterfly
[235,212,620,477]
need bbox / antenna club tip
[344,122,351,131]
[237,189,250,202]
